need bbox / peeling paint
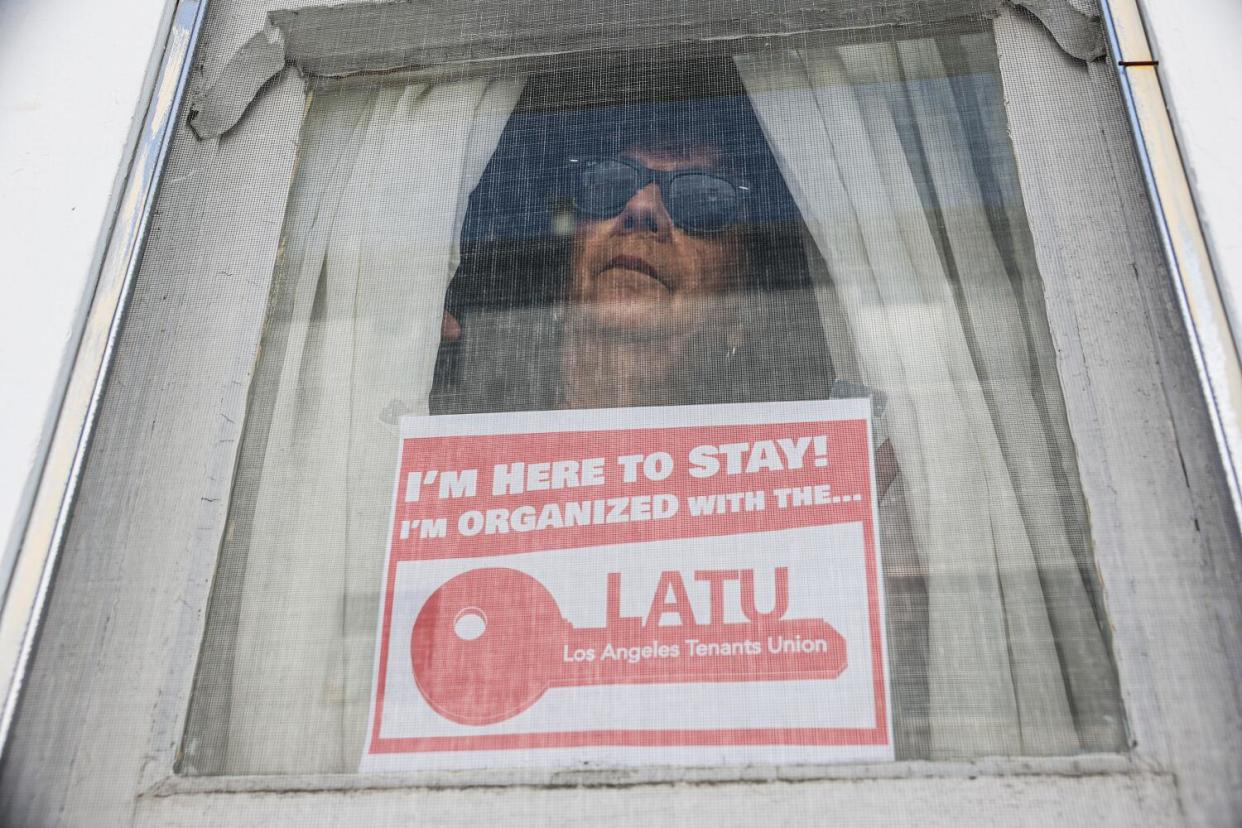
[1013,0,1106,61]
[188,24,287,140]
[188,0,1105,140]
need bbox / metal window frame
[0,0,1236,777]
[1098,0,1242,525]
[0,0,209,759]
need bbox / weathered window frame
[2,0,1240,824]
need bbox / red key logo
[410,567,847,725]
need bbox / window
[5,0,1239,823]
[184,37,1123,775]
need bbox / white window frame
[2,0,1240,824]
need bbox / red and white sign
[361,400,891,771]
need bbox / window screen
[182,30,1126,776]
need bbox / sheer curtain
[736,37,1125,758]
[223,77,525,774]
[212,38,1124,773]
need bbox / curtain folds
[218,36,1124,773]
[736,39,1124,758]
[224,77,525,774]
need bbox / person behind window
[430,81,921,755]
[433,86,836,414]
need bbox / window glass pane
[182,32,1125,776]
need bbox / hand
[441,310,462,344]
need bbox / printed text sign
[362,400,891,771]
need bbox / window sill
[151,752,1147,796]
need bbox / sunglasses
[569,157,751,233]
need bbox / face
[568,147,746,337]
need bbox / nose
[617,182,674,240]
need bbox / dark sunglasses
[569,157,751,233]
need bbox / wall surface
[1138,0,1242,335]
[0,0,174,569]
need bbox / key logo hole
[453,608,487,641]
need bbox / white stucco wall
[1138,0,1242,340]
[0,0,174,566]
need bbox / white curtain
[214,38,1123,772]
[223,76,525,774]
[736,39,1124,758]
